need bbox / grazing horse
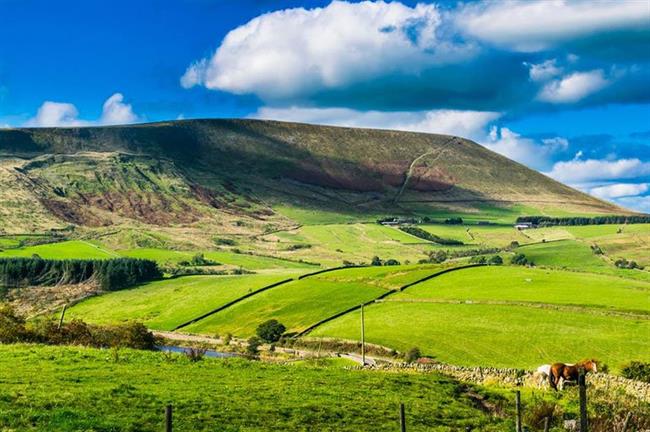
[549,359,598,390]
[533,364,551,388]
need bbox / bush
[256,319,286,343]
[0,304,29,343]
[405,347,422,363]
[184,347,207,362]
[214,237,237,246]
[487,255,503,265]
[511,253,533,266]
[399,226,464,245]
[621,361,650,383]
[246,336,262,357]
[383,259,400,266]
[371,256,382,266]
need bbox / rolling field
[183,264,447,336]
[0,344,517,432]
[0,240,117,259]
[310,265,650,370]
[66,274,294,330]
[312,302,648,370]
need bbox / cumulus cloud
[590,183,649,200]
[481,126,568,170]
[613,195,650,213]
[99,93,139,125]
[455,0,649,52]
[546,158,650,183]
[25,93,139,127]
[537,70,609,103]
[251,106,500,139]
[526,59,563,82]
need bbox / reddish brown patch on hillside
[41,199,110,227]
[409,166,456,192]
[190,183,227,209]
[288,160,385,192]
[363,160,410,187]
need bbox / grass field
[394,266,650,313]
[66,274,294,330]
[183,264,447,337]
[0,240,118,259]
[311,265,650,370]
[312,302,649,371]
[0,344,519,431]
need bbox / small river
[158,345,239,358]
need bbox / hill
[0,119,625,237]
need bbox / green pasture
[0,344,516,431]
[312,302,649,371]
[0,240,117,260]
[184,264,446,337]
[394,266,650,313]
[66,274,292,330]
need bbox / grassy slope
[312,265,650,370]
[394,266,650,313]
[0,240,117,259]
[184,264,446,337]
[0,344,515,432]
[312,302,648,371]
[66,274,293,330]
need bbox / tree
[405,347,421,363]
[487,255,503,265]
[246,336,262,356]
[384,259,400,266]
[256,319,286,343]
[371,256,383,266]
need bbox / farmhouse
[514,222,533,230]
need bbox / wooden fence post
[399,402,406,432]
[579,372,588,432]
[165,404,172,432]
[360,304,365,366]
[515,390,522,432]
[543,417,550,432]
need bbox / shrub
[621,361,650,383]
[511,253,533,266]
[383,259,400,266]
[470,256,487,264]
[214,237,237,246]
[487,255,503,265]
[256,319,286,343]
[444,217,463,225]
[371,256,382,266]
[523,397,562,431]
[405,347,422,363]
[246,336,262,356]
[223,333,232,346]
[399,226,463,245]
[0,304,28,343]
[184,347,207,362]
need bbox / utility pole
[360,304,365,366]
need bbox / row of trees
[0,257,161,292]
[516,215,650,226]
[399,226,464,245]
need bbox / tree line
[399,226,464,245]
[0,257,161,293]
[516,215,650,226]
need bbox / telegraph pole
[360,304,366,366]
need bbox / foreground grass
[312,302,649,371]
[0,344,513,431]
[66,274,294,330]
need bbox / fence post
[360,304,365,366]
[543,417,550,432]
[579,372,587,432]
[399,402,406,432]
[165,404,172,432]
[515,390,522,432]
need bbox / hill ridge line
[295,263,486,337]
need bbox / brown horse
[549,359,598,390]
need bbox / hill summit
[0,119,624,233]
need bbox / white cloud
[25,102,90,127]
[99,93,138,125]
[455,0,649,52]
[251,106,500,139]
[526,59,563,82]
[181,1,475,100]
[481,126,566,170]
[546,158,650,183]
[537,70,609,103]
[613,195,650,214]
[25,93,139,127]
[590,183,649,199]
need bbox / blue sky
[1,0,649,212]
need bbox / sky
[1,0,649,212]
